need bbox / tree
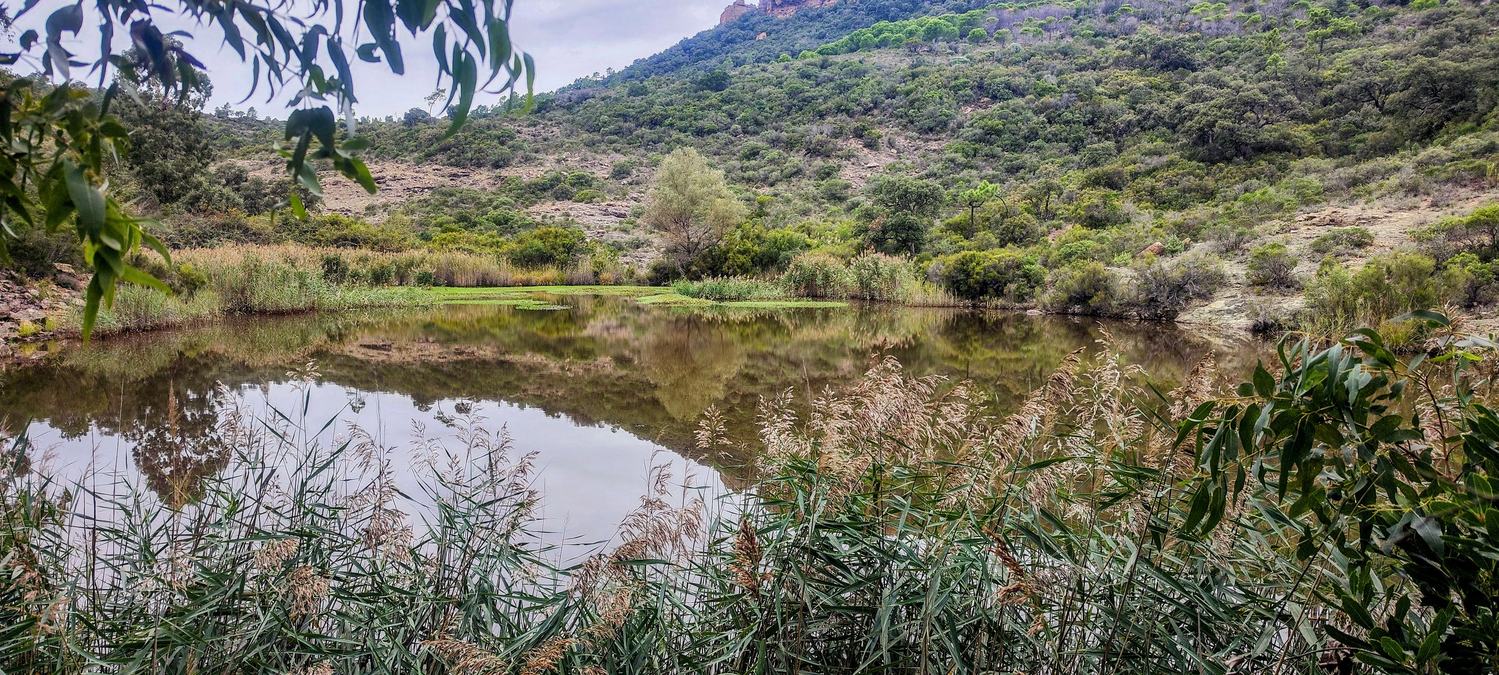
[0,0,534,335]
[696,68,732,92]
[644,148,747,276]
[403,108,436,127]
[860,175,944,255]
[1024,171,1064,221]
[959,180,1000,236]
[1067,188,1130,229]
[112,50,216,207]
[425,88,448,115]
[1178,73,1303,162]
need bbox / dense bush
[1247,243,1298,288]
[1302,251,1454,340]
[281,214,416,252]
[1416,202,1499,263]
[1067,189,1130,230]
[937,249,1045,304]
[506,226,589,269]
[1137,252,1223,316]
[699,223,813,277]
[1309,227,1375,257]
[1444,252,1499,308]
[1042,261,1119,315]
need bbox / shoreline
[1,283,1263,366]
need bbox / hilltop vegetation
[353,0,1499,336]
[6,0,1499,344]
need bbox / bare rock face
[719,0,753,25]
[762,0,837,18]
[719,0,834,26]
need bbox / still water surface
[1,294,1236,548]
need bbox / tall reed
[5,324,1495,673]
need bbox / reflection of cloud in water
[2,297,1245,548]
[23,381,722,553]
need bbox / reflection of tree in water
[636,318,747,422]
[126,383,232,509]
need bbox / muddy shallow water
[0,294,1246,548]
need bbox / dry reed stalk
[285,661,334,675]
[1156,356,1219,478]
[572,458,705,643]
[253,538,299,572]
[519,636,576,675]
[422,638,510,674]
[762,356,993,492]
[695,405,728,452]
[286,564,330,618]
[729,517,764,597]
[997,348,1085,447]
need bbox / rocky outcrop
[762,0,837,18]
[1,267,81,354]
[719,0,753,25]
[719,0,836,25]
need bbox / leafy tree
[112,52,216,207]
[1023,172,1064,221]
[696,68,732,92]
[1178,73,1303,161]
[1067,188,1129,229]
[404,108,436,127]
[644,147,747,276]
[958,180,999,237]
[0,0,533,335]
[938,248,1044,303]
[860,175,944,255]
[508,225,588,268]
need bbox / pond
[0,293,1241,552]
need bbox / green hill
[117,0,1499,339]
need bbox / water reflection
[0,295,1246,536]
[127,383,233,509]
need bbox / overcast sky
[7,0,730,118]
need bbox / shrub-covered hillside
[571,0,993,84]
[16,0,1495,344]
[333,0,1499,334]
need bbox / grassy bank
[56,246,630,336]
[669,253,963,307]
[4,317,1496,672]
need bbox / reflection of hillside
[0,298,1239,492]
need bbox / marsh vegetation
[4,314,1497,673]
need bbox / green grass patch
[635,292,716,306]
[418,285,664,300]
[721,299,847,309]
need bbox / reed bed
[3,322,1496,673]
[65,245,621,336]
[678,253,966,307]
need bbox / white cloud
[5,0,728,118]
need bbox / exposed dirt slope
[1179,186,1499,331]
[242,155,662,268]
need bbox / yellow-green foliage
[1302,251,1457,343]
